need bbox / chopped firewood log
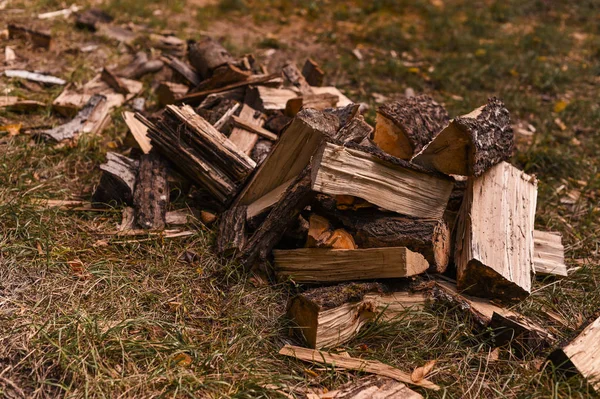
[117,52,164,79]
[548,313,600,392]
[216,206,247,256]
[455,162,537,300]
[306,214,357,249]
[75,8,113,31]
[239,167,314,270]
[133,151,169,230]
[198,88,246,109]
[162,55,201,87]
[0,96,44,112]
[274,247,428,283]
[92,152,138,206]
[279,345,440,391]
[194,63,252,92]
[149,34,185,57]
[196,97,239,126]
[434,280,554,351]
[251,139,273,164]
[336,114,373,144]
[283,62,313,94]
[236,109,338,206]
[285,93,339,116]
[213,102,240,130]
[41,94,108,142]
[245,86,299,111]
[228,104,263,155]
[264,112,292,135]
[323,211,451,273]
[311,143,454,219]
[101,67,129,95]
[53,74,142,117]
[245,178,293,226]
[177,73,281,105]
[123,111,151,154]
[8,24,52,49]
[302,58,324,87]
[533,230,567,277]
[95,24,137,44]
[141,105,256,204]
[312,86,353,107]
[188,37,234,80]
[231,115,277,141]
[287,282,428,349]
[321,376,423,399]
[373,95,449,160]
[4,70,65,85]
[412,97,514,176]
[325,103,360,128]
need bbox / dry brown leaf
[411,360,437,382]
[172,353,192,367]
[487,348,500,363]
[68,259,90,279]
[1,123,22,136]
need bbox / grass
[1,0,600,397]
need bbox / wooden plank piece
[534,230,568,277]
[228,103,262,155]
[302,58,325,87]
[321,376,423,399]
[123,111,151,154]
[231,115,277,141]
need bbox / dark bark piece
[8,24,52,49]
[188,37,234,80]
[40,94,106,142]
[156,81,188,106]
[335,114,373,144]
[325,103,360,129]
[412,97,514,176]
[282,62,312,94]
[264,112,292,135]
[133,151,169,230]
[75,8,113,31]
[162,55,202,87]
[149,34,185,57]
[238,167,314,271]
[92,152,139,207]
[374,95,449,160]
[250,139,272,164]
[101,67,129,95]
[285,93,339,116]
[216,206,247,256]
[193,63,251,92]
[301,58,324,87]
[196,97,239,126]
[118,52,164,79]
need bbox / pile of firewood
[19,14,591,392]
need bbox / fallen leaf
[411,360,437,383]
[304,368,319,378]
[68,259,91,279]
[0,123,22,136]
[554,100,568,113]
[172,353,192,367]
[487,348,500,362]
[475,48,486,57]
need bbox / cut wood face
[373,113,414,160]
[455,162,537,300]
[311,143,454,219]
[533,230,567,277]
[411,122,471,175]
[274,247,429,283]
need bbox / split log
[0,97,44,112]
[231,115,277,141]
[325,211,451,274]
[188,37,234,80]
[373,95,449,160]
[8,24,52,49]
[92,152,138,206]
[216,206,247,256]
[283,62,312,94]
[213,102,240,130]
[302,58,324,87]
[279,345,440,391]
[305,214,357,249]
[534,230,567,277]
[117,52,164,79]
[41,94,107,142]
[251,139,273,164]
[311,143,454,219]
[285,93,339,116]
[274,247,429,283]
[287,283,428,349]
[325,103,360,129]
[264,113,292,135]
[412,97,514,176]
[75,8,113,31]
[149,34,185,57]
[123,111,151,154]
[197,98,239,126]
[238,167,314,270]
[101,67,129,95]
[548,314,600,392]
[4,70,65,85]
[235,108,338,206]
[245,86,299,111]
[245,178,293,226]
[194,63,251,92]
[162,55,201,87]
[434,280,554,351]
[141,105,256,204]
[95,24,137,44]
[336,114,373,144]
[133,151,169,230]
[455,162,537,300]
[321,376,423,399]
[228,104,263,155]
[312,86,353,107]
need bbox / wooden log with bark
[335,114,374,144]
[412,97,514,176]
[75,8,113,31]
[101,67,129,95]
[274,247,429,283]
[41,94,107,142]
[133,151,169,230]
[285,93,339,116]
[92,152,138,206]
[194,63,252,92]
[454,162,537,300]
[156,82,188,106]
[320,376,423,399]
[548,313,600,392]
[216,206,247,256]
[162,55,202,87]
[245,86,299,111]
[373,95,449,160]
[282,62,312,94]
[188,37,234,80]
[305,214,357,250]
[8,24,52,49]
[533,230,568,277]
[287,282,428,349]
[227,104,263,155]
[302,58,325,87]
[311,143,454,219]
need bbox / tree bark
[133,151,169,230]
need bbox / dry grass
[1,0,599,397]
